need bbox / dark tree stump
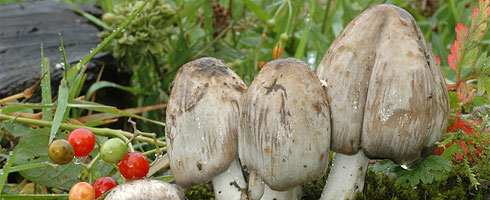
[0,1,132,108]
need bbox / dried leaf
[457,82,476,105]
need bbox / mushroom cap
[239,58,331,191]
[104,179,184,200]
[316,4,449,167]
[165,57,247,188]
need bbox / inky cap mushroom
[317,4,449,200]
[239,58,331,193]
[317,3,449,167]
[165,57,247,198]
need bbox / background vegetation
[0,0,489,199]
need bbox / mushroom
[316,4,449,200]
[239,58,331,199]
[105,179,184,200]
[165,57,248,199]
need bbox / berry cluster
[48,128,150,199]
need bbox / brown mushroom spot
[264,147,271,154]
[406,51,415,57]
[264,78,287,99]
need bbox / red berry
[67,128,96,157]
[117,152,149,180]
[69,182,95,200]
[93,177,118,199]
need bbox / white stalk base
[261,184,302,200]
[248,170,265,200]
[212,158,247,200]
[320,151,369,200]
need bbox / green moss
[185,183,215,200]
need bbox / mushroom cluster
[162,4,449,200]
[316,4,449,200]
[239,58,331,199]
[165,57,248,199]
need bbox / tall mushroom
[239,58,331,199]
[316,4,449,200]
[165,57,248,199]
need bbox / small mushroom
[104,179,184,200]
[316,4,449,200]
[165,57,248,199]
[239,58,331,199]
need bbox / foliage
[370,156,452,188]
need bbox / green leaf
[448,91,461,109]
[41,45,53,121]
[482,77,490,100]
[370,159,397,174]
[85,81,146,100]
[12,130,83,189]
[461,47,479,69]
[0,147,18,192]
[2,122,32,137]
[243,0,270,23]
[231,0,244,22]
[474,52,487,72]
[49,79,69,144]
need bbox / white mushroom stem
[320,151,369,200]
[212,158,247,200]
[248,170,265,200]
[261,184,303,200]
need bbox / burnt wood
[0,1,131,107]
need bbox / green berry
[101,138,128,164]
[48,139,75,165]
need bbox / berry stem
[0,114,165,148]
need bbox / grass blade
[63,0,110,30]
[85,81,147,100]
[0,147,18,192]
[203,0,214,44]
[294,0,316,59]
[41,44,53,121]
[67,103,166,127]
[49,80,69,144]
[59,33,70,71]
[1,104,55,114]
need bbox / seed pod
[165,57,247,199]
[105,179,184,200]
[240,58,331,191]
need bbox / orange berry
[69,182,95,200]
